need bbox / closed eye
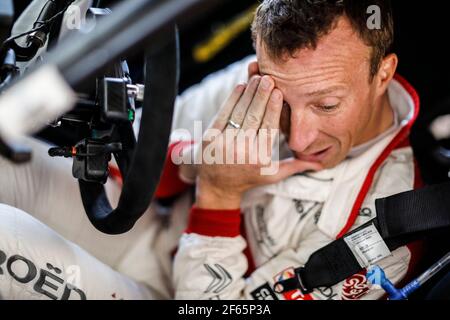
[318,104,339,112]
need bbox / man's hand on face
[194,72,322,210]
[177,61,263,185]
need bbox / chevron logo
[204,264,233,294]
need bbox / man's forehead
[257,48,355,98]
[256,16,371,83]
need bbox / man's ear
[375,53,398,93]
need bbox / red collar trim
[336,75,420,239]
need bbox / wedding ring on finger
[227,119,241,129]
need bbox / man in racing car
[168,0,424,300]
[0,0,423,300]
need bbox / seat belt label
[344,223,392,268]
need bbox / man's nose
[288,110,319,153]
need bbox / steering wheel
[79,28,179,235]
[1,0,187,235]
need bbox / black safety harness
[274,182,450,294]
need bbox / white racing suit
[0,55,422,300]
[170,56,425,300]
[0,136,192,299]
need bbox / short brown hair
[252,0,394,78]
